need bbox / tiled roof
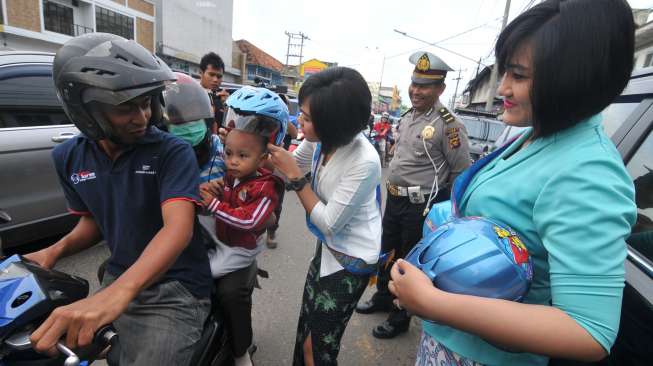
[235,39,284,72]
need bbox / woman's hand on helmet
[267,144,303,180]
[389,259,441,318]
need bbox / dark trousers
[214,262,258,357]
[269,184,285,233]
[375,188,450,323]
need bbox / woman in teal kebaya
[389,1,638,365]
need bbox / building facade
[234,39,284,87]
[0,0,155,53]
[154,0,239,82]
[459,65,502,117]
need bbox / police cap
[409,51,453,85]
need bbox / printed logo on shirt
[71,170,96,185]
[238,189,248,202]
[135,164,157,175]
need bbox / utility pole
[485,0,511,111]
[379,54,386,89]
[284,31,310,66]
[475,57,482,78]
[451,68,464,109]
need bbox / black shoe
[372,319,409,339]
[355,296,393,314]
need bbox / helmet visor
[82,83,166,106]
[223,107,280,141]
[163,80,213,125]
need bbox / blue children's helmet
[224,86,289,145]
[406,216,533,302]
[422,200,453,237]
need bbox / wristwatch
[286,176,309,191]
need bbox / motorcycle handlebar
[55,325,118,366]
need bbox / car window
[625,128,653,262]
[0,75,70,128]
[602,102,641,138]
[0,109,71,128]
[288,100,299,116]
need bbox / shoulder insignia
[438,107,456,124]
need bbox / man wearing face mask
[24,33,212,365]
[164,72,226,183]
[356,51,471,339]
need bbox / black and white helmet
[53,33,176,140]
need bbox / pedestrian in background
[200,52,229,134]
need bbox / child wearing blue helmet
[199,86,287,366]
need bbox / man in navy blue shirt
[25,33,212,366]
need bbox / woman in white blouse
[268,67,382,366]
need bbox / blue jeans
[102,273,210,366]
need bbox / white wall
[0,33,61,53]
[157,0,233,69]
[635,44,653,69]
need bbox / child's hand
[201,178,224,199]
[200,188,216,207]
[388,259,439,317]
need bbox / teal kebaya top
[424,115,637,365]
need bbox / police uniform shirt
[388,100,471,189]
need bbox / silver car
[0,52,79,250]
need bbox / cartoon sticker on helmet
[494,226,511,238]
[425,219,436,232]
[509,236,529,265]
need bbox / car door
[0,63,79,245]
[604,114,653,366]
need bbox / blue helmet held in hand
[407,216,533,302]
[224,86,289,145]
[422,200,453,237]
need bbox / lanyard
[305,142,386,274]
[451,136,519,217]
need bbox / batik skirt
[415,330,484,366]
[292,244,369,365]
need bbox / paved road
[52,173,421,365]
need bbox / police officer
[356,51,471,339]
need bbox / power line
[284,31,310,66]
[386,17,502,61]
[393,29,490,67]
